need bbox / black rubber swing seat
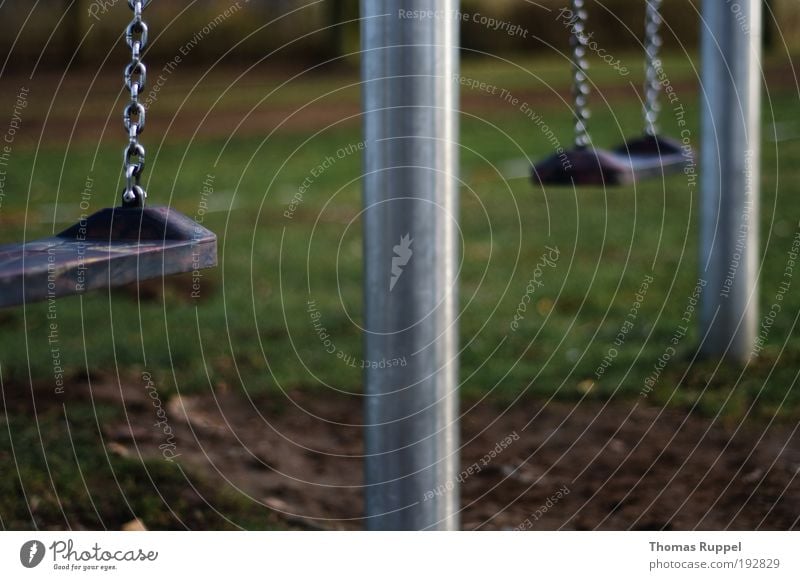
[531,135,689,186]
[0,206,217,308]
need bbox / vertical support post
[699,0,762,361]
[361,0,460,530]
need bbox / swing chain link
[121,0,151,207]
[643,0,663,136]
[570,0,591,148]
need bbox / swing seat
[531,135,690,187]
[615,134,688,179]
[0,206,217,308]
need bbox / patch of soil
[92,379,800,530]
[4,63,796,145]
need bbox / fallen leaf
[107,442,130,458]
[121,518,147,531]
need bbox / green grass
[1,52,799,528]
[3,61,799,415]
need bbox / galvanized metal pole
[361,0,460,530]
[699,0,762,361]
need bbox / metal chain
[643,0,663,136]
[570,0,591,148]
[121,0,150,207]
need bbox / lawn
[1,51,799,529]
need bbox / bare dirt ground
[90,377,800,530]
[3,62,795,145]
